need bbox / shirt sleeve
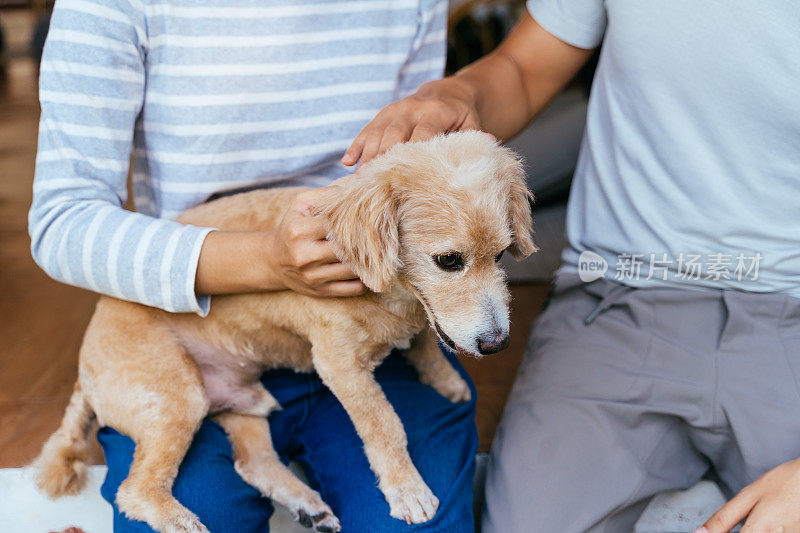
[527,0,607,49]
[395,0,449,98]
[29,0,215,315]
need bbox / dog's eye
[433,253,464,271]
[495,250,505,263]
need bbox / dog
[33,131,536,533]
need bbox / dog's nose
[476,330,510,355]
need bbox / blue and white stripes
[30,0,447,315]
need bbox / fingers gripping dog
[33,131,535,533]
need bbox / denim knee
[98,421,272,533]
[294,352,478,532]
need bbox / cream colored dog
[34,131,535,533]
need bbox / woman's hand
[265,189,366,297]
[195,189,366,298]
[697,457,800,533]
[341,77,481,168]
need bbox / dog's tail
[33,382,96,498]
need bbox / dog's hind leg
[103,354,211,531]
[81,302,212,532]
[313,345,439,525]
[114,391,210,533]
[213,412,341,532]
[403,326,472,403]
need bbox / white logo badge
[578,251,608,282]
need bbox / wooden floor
[0,58,548,468]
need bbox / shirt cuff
[184,226,217,317]
[527,0,607,50]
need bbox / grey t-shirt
[528,0,800,293]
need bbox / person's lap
[483,273,800,533]
[99,350,477,532]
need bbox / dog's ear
[498,150,537,259]
[314,173,400,293]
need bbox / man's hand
[200,12,595,295]
[265,189,366,297]
[341,13,595,168]
[697,457,800,533]
[341,77,481,167]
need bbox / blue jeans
[98,350,478,532]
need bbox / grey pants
[483,274,800,533]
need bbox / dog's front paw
[162,514,210,533]
[292,495,341,532]
[432,375,472,403]
[296,509,341,532]
[384,480,439,524]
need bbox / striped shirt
[29,0,447,315]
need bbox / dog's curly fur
[33,131,535,533]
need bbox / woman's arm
[29,0,217,314]
[195,190,365,297]
[30,0,362,316]
[342,13,596,166]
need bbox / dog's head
[316,131,536,356]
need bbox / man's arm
[342,13,596,166]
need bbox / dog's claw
[385,480,439,524]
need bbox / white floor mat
[0,464,728,532]
[0,466,111,533]
[0,466,305,533]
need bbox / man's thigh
[693,290,800,496]
[483,276,710,533]
[98,422,272,533]
[293,351,478,532]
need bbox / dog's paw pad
[297,509,314,528]
[385,482,439,524]
[295,506,341,532]
[311,511,341,533]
